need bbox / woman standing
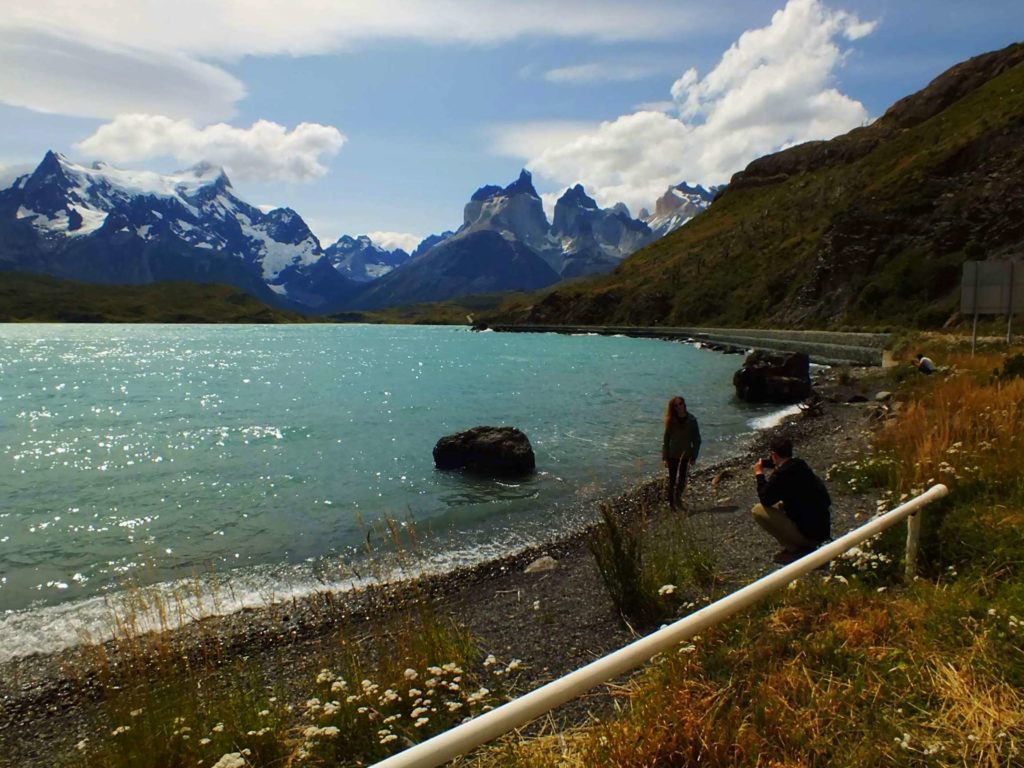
[662,396,701,510]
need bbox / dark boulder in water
[733,350,812,404]
[433,426,536,476]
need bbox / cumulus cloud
[493,0,876,215]
[0,27,243,121]
[368,231,424,254]
[75,115,346,183]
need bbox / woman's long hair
[665,396,687,428]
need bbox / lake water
[0,324,792,660]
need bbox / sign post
[961,261,1024,353]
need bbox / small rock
[524,556,558,574]
[875,391,892,402]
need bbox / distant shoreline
[482,323,892,366]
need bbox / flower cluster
[295,660,509,763]
[986,607,1021,638]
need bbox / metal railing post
[370,484,949,768]
[905,511,922,581]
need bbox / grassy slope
[486,46,1024,330]
[0,273,307,323]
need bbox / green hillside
[0,273,307,323]
[487,43,1024,330]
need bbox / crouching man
[752,437,831,565]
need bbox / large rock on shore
[433,426,536,476]
[733,350,812,403]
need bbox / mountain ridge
[484,42,1024,330]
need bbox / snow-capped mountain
[0,151,357,310]
[0,152,718,313]
[640,182,719,239]
[324,235,410,282]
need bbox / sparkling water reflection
[0,324,786,652]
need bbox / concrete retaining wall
[487,325,893,367]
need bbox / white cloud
[367,231,424,254]
[492,0,875,215]
[0,27,243,121]
[631,100,677,114]
[489,121,597,160]
[543,62,663,84]
[0,2,708,123]
[3,2,705,60]
[75,115,346,183]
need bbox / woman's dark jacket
[756,457,831,543]
[662,413,701,462]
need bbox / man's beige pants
[752,503,817,552]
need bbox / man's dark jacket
[756,457,831,543]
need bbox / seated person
[752,438,831,564]
[913,353,936,374]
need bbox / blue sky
[1,1,1021,251]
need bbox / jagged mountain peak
[470,184,503,202]
[501,168,538,199]
[557,184,598,209]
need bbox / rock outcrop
[433,426,536,476]
[733,351,812,404]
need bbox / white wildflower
[211,754,246,768]
[658,584,677,596]
[403,668,418,680]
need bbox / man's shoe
[772,548,808,565]
[773,547,817,565]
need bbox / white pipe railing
[371,484,949,768]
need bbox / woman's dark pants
[666,458,688,509]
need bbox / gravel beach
[0,368,889,767]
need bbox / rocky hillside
[490,42,1024,329]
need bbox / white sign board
[961,261,1024,314]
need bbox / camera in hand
[761,457,775,469]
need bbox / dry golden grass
[470,347,1024,768]
[877,353,1024,493]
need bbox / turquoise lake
[0,324,793,659]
